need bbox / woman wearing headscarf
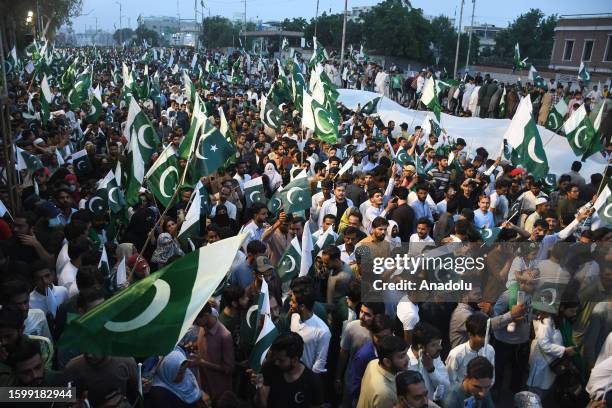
[151,218,184,269]
[211,204,238,236]
[264,162,282,193]
[146,348,206,408]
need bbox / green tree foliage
[135,25,160,46]
[303,13,363,49]
[112,28,135,45]
[430,16,480,73]
[360,0,431,60]
[280,18,307,32]
[200,16,238,48]
[494,9,557,60]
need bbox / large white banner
[337,89,607,177]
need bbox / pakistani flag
[420,77,441,122]
[125,98,160,163]
[542,174,557,194]
[178,181,209,251]
[193,120,235,176]
[311,99,339,144]
[505,95,549,180]
[282,37,289,52]
[578,61,590,83]
[244,177,266,207]
[87,186,109,216]
[532,279,568,314]
[360,97,380,115]
[179,95,207,160]
[145,145,180,208]
[508,196,523,222]
[98,246,110,277]
[498,86,507,118]
[86,86,103,124]
[528,66,546,90]
[15,147,43,172]
[299,220,314,277]
[512,43,529,72]
[58,234,246,357]
[67,68,91,109]
[593,185,612,227]
[5,46,17,75]
[40,74,52,126]
[183,71,196,104]
[71,149,92,175]
[267,187,283,215]
[277,237,301,282]
[480,227,501,246]
[290,60,306,110]
[97,170,124,214]
[261,100,283,132]
[248,279,279,371]
[562,104,601,160]
[545,98,568,132]
[125,128,146,206]
[279,173,311,214]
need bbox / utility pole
[115,1,122,44]
[465,0,476,71]
[340,0,348,67]
[453,0,465,79]
[314,0,320,38]
[243,0,247,48]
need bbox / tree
[429,16,480,74]
[200,16,239,48]
[360,0,431,60]
[135,25,160,47]
[494,9,557,63]
[280,18,307,32]
[113,28,135,45]
[303,13,363,50]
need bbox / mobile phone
[517,290,526,305]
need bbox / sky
[69,0,611,33]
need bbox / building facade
[549,14,612,83]
[464,24,502,53]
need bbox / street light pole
[340,0,348,67]
[115,1,122,44]
[453,0,464,79]
[314,0,320,38]
[465,0,476,71]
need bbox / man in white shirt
[239,203,275,252]
[58,236,92,298]
[318,183,353,229]
[407,322,450,401]
[289,288,331,374]
[338,226,359,265]
[524,197,550,233]
[232,161,252,193]
[362,188,397,233]
[29,261,69,318]
[474,195,495,229]
[409,218,435,244]
[1,280,52,341]
[397,294,420,345]
[311,179,333,225]
[446,313,495,387]
[210,186,238,220]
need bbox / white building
[463,24,503,52]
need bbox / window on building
[583,40,594,62]
[563,40,575,61]
[605,36,612,62]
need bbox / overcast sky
[69,0,610,33]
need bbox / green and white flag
[545,98,568,132]
[593,185,611,227]
[279,172,311,214]
[248,279,279,371]
[311,98,338,144]
[0,198,10,219]
[498,86,506,118]
[578,61,590,83]
[67,68,91,109]
[301,89,316,130]
[277,237,301,282]
[145,145,180,208]
[179,95,207,160]
[193,120,235,176]
[86,85,103,124]
[420,77,441,122]
[528,66,546,89]
[125,128,146,206]
[97,169,124,214]
[261,99,283,132]
[267,187,283,215]
[98,245,110,277]
[40,74,52,126]
[218,106,235,146]
[480,227,501,246]
[183,71,196,104]
[505,95,549,180]
[125,98,160,163]
[299,220,314,277]
[244,177,266,207]
[290,60,306,110]
[5,46,17,75]
[562,104,601,160]
[282,37,289,52]
[360,96,380,115]
[178,181,209,251]
[512,43,528,72]
[15,147,43,172]
[59,234,247,357]
[71,149,92,175]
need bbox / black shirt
[389,203,416,242]
[262,363,324,408]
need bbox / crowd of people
[0,44,611,408]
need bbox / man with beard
[253,332,324,408]
[8,339,65,388]
[357,335,410,408]
[394,370,437,408]
[407,323,450,401]
[0,309,26,386]
[356,217,391,260]
[335,302,385,406]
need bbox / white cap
[535,197,548,206]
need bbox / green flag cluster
[513,43,529,72]
[545,98,568,132]
[145,145,180,208]
[562,104,602,161]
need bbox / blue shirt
[410,199,434,223]
[228,261,254,289]
[349,340,376,407]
